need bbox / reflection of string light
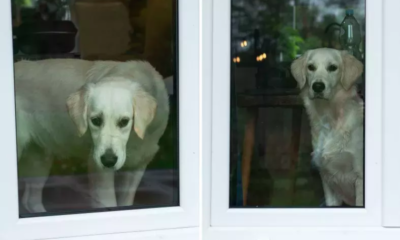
[256,53,267,62]
[240,40,248,47]
[233,57,240,63]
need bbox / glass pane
[13,0,179,217]
[230,0,365,208]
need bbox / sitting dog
[15,59,169,212]
[290,48,364,206]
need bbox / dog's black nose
[312,82,325,93]
[101,149,118,168]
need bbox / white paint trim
[382,0,400,228]
[204,227,400,240]
[50,227,198,240]
[201,0,213,238]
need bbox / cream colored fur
[15,59,169,212]
[291,48,364,206]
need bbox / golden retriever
[15,59,169,212]
[291,48,364,207]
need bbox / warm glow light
[256,53,267,62]
[256,54,267,62]
[236,57,240,63]
[233,58,237,63]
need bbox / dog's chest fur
[305,97,363,205]
[306,100,344,164]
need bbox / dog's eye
[118,118,130,128]
[91,117,103,127]
[327,65,338,72]
[308,64,316,71]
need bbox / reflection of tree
[278,26,303,60]
[232,0,365,61]
[232,0,298,62]
[14,0,32,6]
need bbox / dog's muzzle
[100,149,118,168]
[312,82,325,93]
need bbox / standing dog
[15,59,169,212]
[291,48,364,206]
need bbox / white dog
[291,48,364,206]
[15,59,169,213]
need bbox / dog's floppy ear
[290,52,308,89]
[132,86,157,139]
[341,51,364,90]
[67,84,92,137]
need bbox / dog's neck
[303,86,359,127]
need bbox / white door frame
[0,0,200,239]
[201,0,400,238]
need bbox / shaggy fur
[291,48,364,206]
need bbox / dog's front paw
[90,197,118,209]
[325,196,342,207]
[21,183,47,213]
[22,196,46,213]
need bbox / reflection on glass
[13,0,179,217]
[229,0,365,208]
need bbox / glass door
[0,0,199,239]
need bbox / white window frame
[202,0,400,238]
[382,0,400,228]
[0,0,199,239]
